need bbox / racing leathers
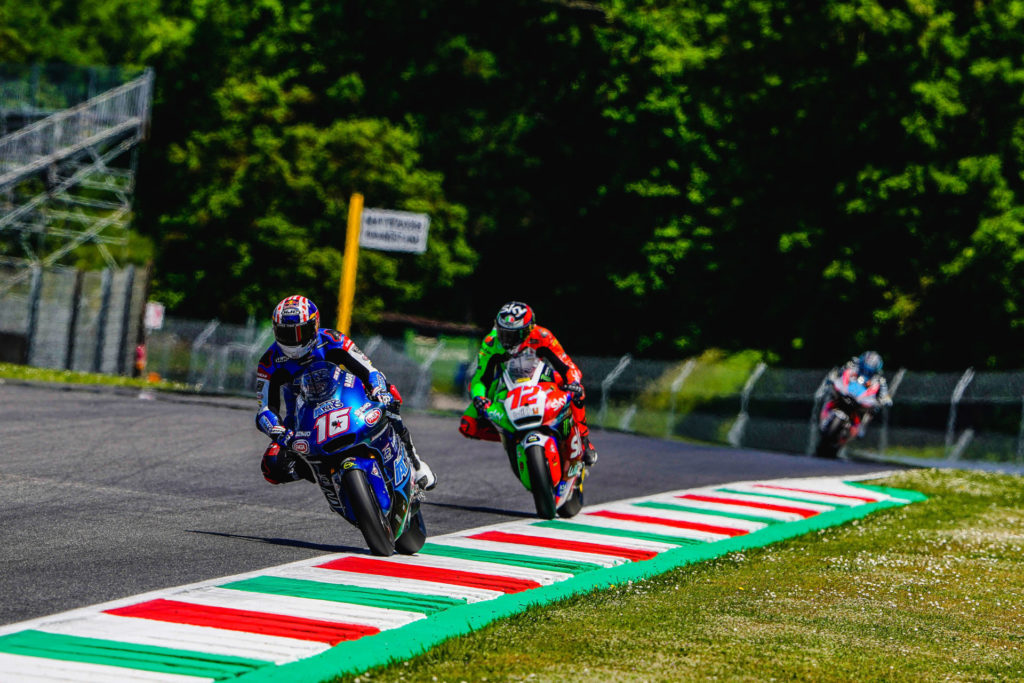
[255,328,434,488]
[458,325,597,464]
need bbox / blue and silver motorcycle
[290,360,427,556]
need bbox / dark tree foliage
[4,0,1024,368]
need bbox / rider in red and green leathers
[458,301,598,466]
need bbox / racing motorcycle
[480,351,587,519]
[815,367,882,458]
[289,360,426,556]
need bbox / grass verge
[344,469,1024,682]
[0,361,189,391]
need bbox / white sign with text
[360,208,430,253]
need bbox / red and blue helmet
[496,301,535,351]
[273,295,320,358]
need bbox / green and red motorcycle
[479,351,587,519]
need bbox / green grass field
[345,468,1024,682]
[0,362,189,391]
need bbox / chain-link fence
[135,331,1024,470]
[145,322,425,405]
[0,259,147,373]
[8,291,1024,471]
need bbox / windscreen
[504,352,542,381]
[299,361,343,402]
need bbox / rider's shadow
[186,529,367,554]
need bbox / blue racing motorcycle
[289,361,427,556]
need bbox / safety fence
[131,329,1024,470]
[0,259,147,374]
[7,301,1023,471]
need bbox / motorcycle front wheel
[395,508,427,555]
[342,468,395,556]
[525,445,557,519]
[557,474,584,518]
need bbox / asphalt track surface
[0,381,898,627]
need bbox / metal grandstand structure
[0,66,154,296]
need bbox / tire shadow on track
[422,501,538,519]
[186,529,366,555]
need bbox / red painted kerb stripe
[678,494,819,518]
[586,510,747,537]
[468,530,657,561]
[752,483,879,503]
[105,599,378,644]
[317,557,541,593]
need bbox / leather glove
[370,386,394,407]
[562,382,584,400]
[473,395,492,414]
[268,425,294,447]
[562,382,585,406]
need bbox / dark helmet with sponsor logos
[857,351,883,380]
[496,301,535,352]
[272,295,320,359]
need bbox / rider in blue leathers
[255,295,436,490]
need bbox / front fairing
[291,362,413,536]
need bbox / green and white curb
[0,475,924,682]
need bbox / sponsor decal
[342,460,357,469]
[344,373,356,388]
[292,439,310,454]
[314,399,344,418]
[524,433,543,445]
[364,408,382,426]
[342,337,354,351]
[567,462,582,478]
[294,430,311,437]
[381,443,394,463]
[319,474,341,508]
[394,454,409,481]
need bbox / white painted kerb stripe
[36,613,328,665]
[0,651,213,683]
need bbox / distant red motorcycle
[815,368,882,458]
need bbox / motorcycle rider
[459,301,599,466]
[254,295,436,490]
[824,350,893,437]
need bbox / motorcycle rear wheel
[342,468,395,556]
[395,509,427,555]
[525,445,557,519]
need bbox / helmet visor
[498,326,528,350]
[274,318,318,347]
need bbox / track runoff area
[0,474,923,682]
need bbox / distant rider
[824,350,893,437]
[459,301,598,466]
[254,295,436,490]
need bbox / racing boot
[261,443,303,484]
[581,434,599,467]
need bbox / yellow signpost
[336,192,430,333]
[336,192,363,334]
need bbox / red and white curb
[0,474,919,682]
